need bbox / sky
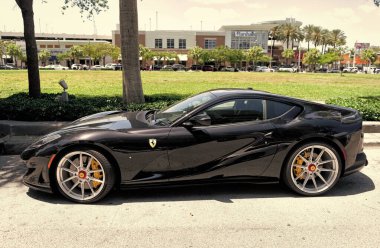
[1,0,380,47]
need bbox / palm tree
[0,40,8,65]
[139,45,153,69]
[269,26,282,67]
[330,29,346,49]
[303,25,314,51]
[311,26,322,48]
[282,49,295,65]
[280,23,295,49]
[361,49,377,68]
[320,29,331,54]
[188,46,203,67]
[67,45,84,65]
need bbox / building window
[65,45,73,48]
[167,39,174,49]
[40,45,46,48]
[47,45,53,48]
[205,39,216,49]
[155,39,162,49]
[54,45,60,48]
[179,39,186,49]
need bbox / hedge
[0,93,185,121]
[326,96,380,121]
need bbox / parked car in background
[190,65,203,71]
[327,69,341,73]
[221,66,239,72]
[91,65,104,70]
[161,65,174,71]
[71,64,89,70]
[279,66,296,72]
[172,64,186,71]
[256,66,274,72]
[343,67,358,73]
[271,66,279,72]
[202,65,217,72]
[375,68,380,74]
[0,64,17,70]
[104,63,118,70]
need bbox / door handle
[264,131,273,138]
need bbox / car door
[166,98,279,181]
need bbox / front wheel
[54,150,115,203]
[282,143,342,196]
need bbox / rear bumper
[343,152,368,177]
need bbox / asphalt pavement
[0,147,379,248]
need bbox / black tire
[281,142,342,196]
[53,149,115,203]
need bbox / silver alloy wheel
[56,151,106,201]
[290,145,339,194]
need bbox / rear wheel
[282,143,342,196]
[55,150,115,203]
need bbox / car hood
[59,110,151,133]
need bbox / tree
[20,52,28,68]
[269,26,282,67]
[303,48,321,72]
[188,46,203,66]
[38,49,51,66]
[119,0,144,104]
[0,41,8,65]
[311,26,322,48]
[320,29,331,54]
[15,0,108,98]
[375,0,379,6]
[303,25,314,51]
[67,45,84,64]
[199,50,213,65]
[139,45,153,68]
[319,51,340,67]
[361,49,377,67]
[6,43,23,67]
[246,46,266,68]
[281,49,295,65]
[330,29,346,49]
[227,49,245,69]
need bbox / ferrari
[21,89,367,203]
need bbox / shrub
[0,93,186,121]
[326,96,380,121]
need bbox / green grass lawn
[1,70,380,100]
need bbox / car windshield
[153,92,216,126]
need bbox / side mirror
[182,121,194,129]
[188,113,212,126]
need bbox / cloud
[190,0,244,5]
[358,4,377,13]
[247,3,268,9]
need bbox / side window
[265,100,293,119]
[205,99,264,125]
[193,98,295,126]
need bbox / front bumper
[343,152,368,177]
[23,156,53,193]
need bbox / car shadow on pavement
[26,171,375,205]
[0,156,25,188]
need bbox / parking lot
[0,146,379,247]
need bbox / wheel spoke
[318,160,334,166]
[319,168,335,172]
[62,175,76,184]
[316,171,328,185]
[88,177,103,183]
[67,159,79,169]
[311,176,318,190]
[293,164,306,169]
[298,155,309,164]
[87,181,95,195]
[89,169,103,173]
[86,157,93,170]
[315,148,325,163]
[295,171,306,181]
[302,174,310,189]
[62,167,76,174]
[68,181,80,193]
[309,147,314,162]
[79,153,83,167]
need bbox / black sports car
[21,89,368,203]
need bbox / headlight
[30,134,61,149]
